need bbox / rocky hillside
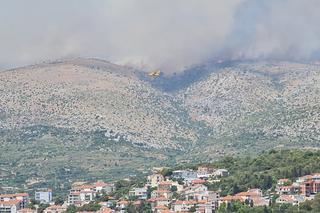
[0,58,197,149]
[179,61,320,155]
[1,59,320,186]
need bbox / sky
[1,0,320,72]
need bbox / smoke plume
[1,0,320,72]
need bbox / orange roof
[14,193,29,197]
[159,181,172,185]
[17,208,36,213]
[77,212,95,213]
[236,191,259,197]
[191,179,206,184]
[278,195,294,202]
[133,200,141,205]
[73,185,94,189]
[70,192,81,195]
[0,193,28,198]
[93,181,109,187]
[160,210,174,213]
[118,200,129,205]
[46,205,65,210]
[148,197,168,202]
[0,200,21,205]
[221,195,242,201]
[154,205,169,210]
[197,200,207,204]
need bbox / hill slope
[1,59,320,187]
[179,61,320,157]
[0,58,198,187]
[0,58,197,149]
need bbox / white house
[35,188,53,204]
[0,200,21,213]
[128,187,148,200]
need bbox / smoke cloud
[1,0,320,72]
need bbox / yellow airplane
[147,70,161,78]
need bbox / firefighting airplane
[147,70,161,78]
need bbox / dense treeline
[204,149,320,195]
[217,194,320,213]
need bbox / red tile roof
[0,193,28,198]
[0,200,21,205]
[221,195,242,201]
[191,179,206,184]
[154,205,169,210]
[159,181,172,185]
[236,191,259,197]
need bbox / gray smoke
[1,0,320,72]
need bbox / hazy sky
[1,0,320,71]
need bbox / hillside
[0,58,198,187]
[178,61,320,158]
[1,59,320,187]
[0,58,197,149]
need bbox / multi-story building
[147,173,164,188]
[43,205,67,213]
[298,173,320,196]
[35,189,52,204]
[0,200,21,213]
[92,181,114,194]
[17,208,37,213]
[197,166,215,178]
[128,187,148,200]
[171,200,197,212]
[172,170,197,181]
[0,193,29,209]
[67,187,96,206]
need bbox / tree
[189,205,196,212]
[171,185,177,192]
[54,196,64,205]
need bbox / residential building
[153,205,170,213]
[197,166,215,178]
[148,197,170,211]
[183,184,208,199]
[0,200,21,213]
[213,169,229,177]
[43,205,67,213]
[158,182,173,191]
[171,200,196,212]
[151,190,172,199]
[276,195,305,206]
[128,187,148,200]
[0,193,29,209]
[35,188,52,204]
[92,181,114,194]
[172,170,197,181]
[147,174,164,188]
[67,187,96,206]
[276,186,294,195]
[17,208,37,213]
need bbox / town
[1,164,320,213]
